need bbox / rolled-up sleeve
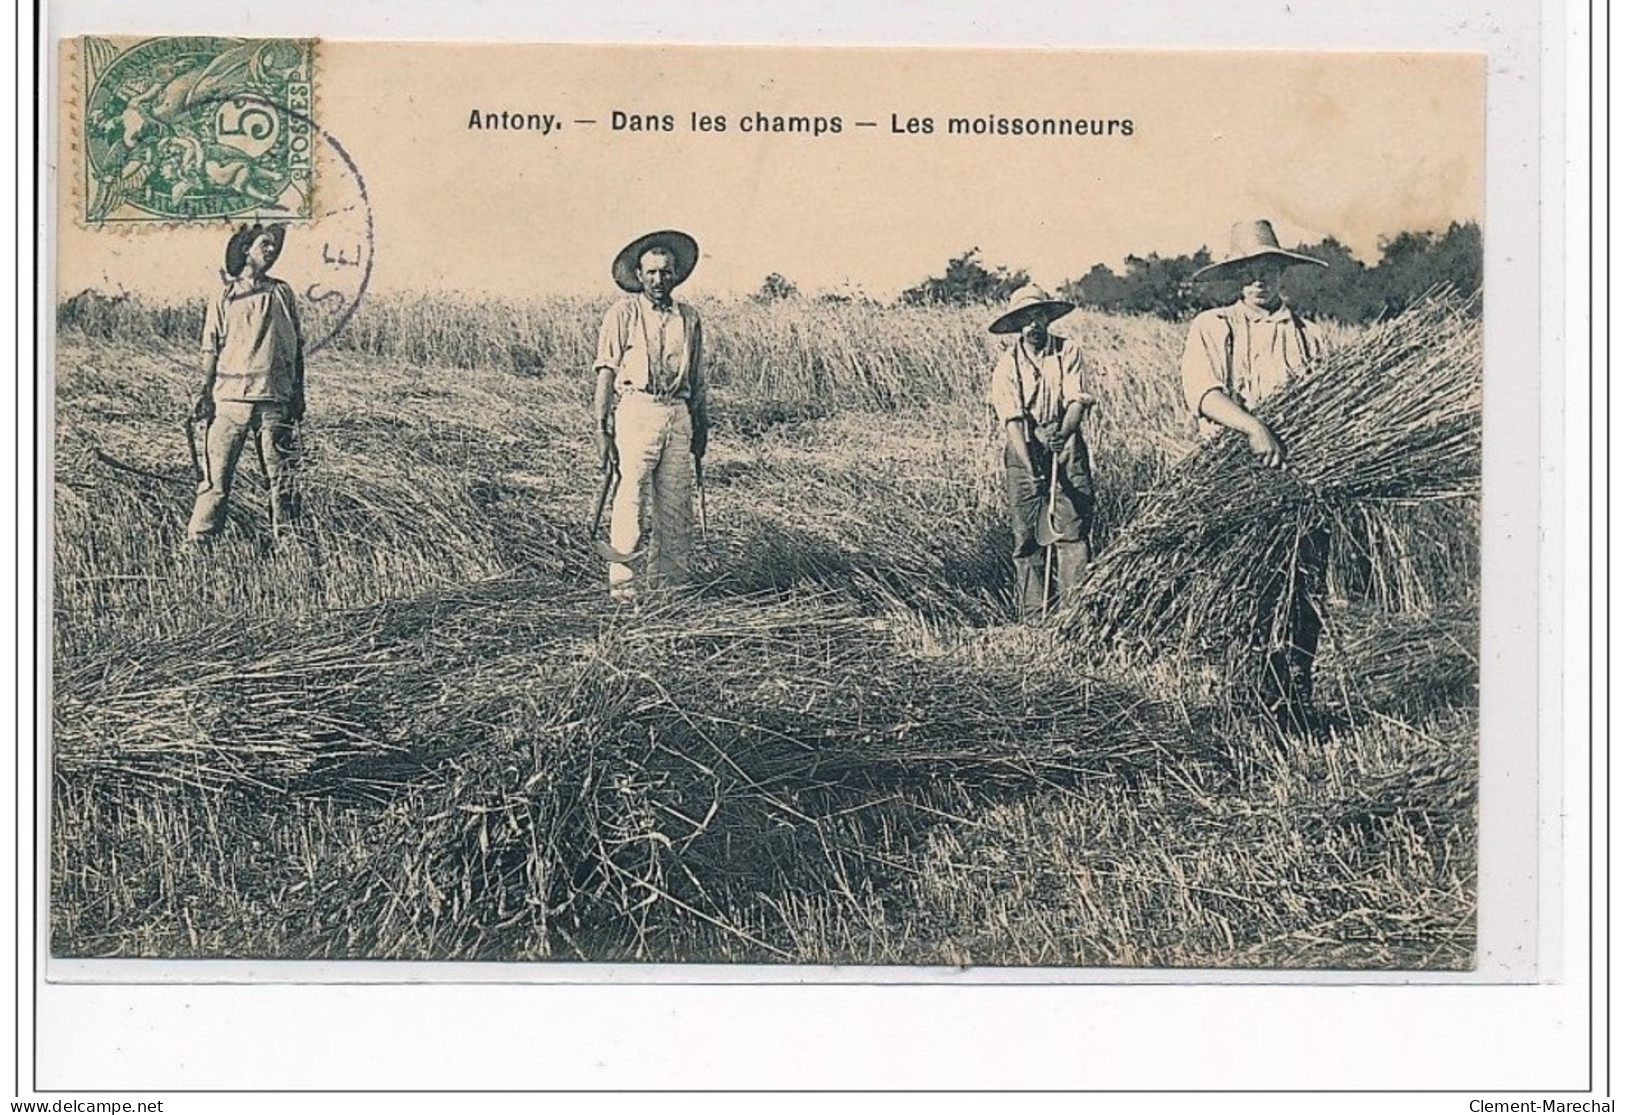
[594,301,629,373]
[1180,311,1231,417]
[987,351,1023,423]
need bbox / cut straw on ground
[51,290,1481,966]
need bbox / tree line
[758,222,1482,325]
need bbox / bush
[899,248,1030,307]
[754,272,799,302]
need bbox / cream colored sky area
[57,43,1484,300]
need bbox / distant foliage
[754,272,800,302]
[899,248,1030,307]
[1060,222,1483,325]
[1066,250,1217,321]
[1360,223,1483,316]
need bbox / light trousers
[608,392,694,595]
[186,399,297,540]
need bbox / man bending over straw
[592,230,709,601]
[1182,218,1328,732]
[987,285,1096,621]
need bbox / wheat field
[49,291,1479,967]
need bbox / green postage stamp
[79,36,316,223]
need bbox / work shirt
[202,276,303,403]
[987,334,1088,428]
[595,295,706,412]
[1180,299,1321,417]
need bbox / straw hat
[612,229,700,293]
[988,284,1076,335]
[1192,219,1327,282]
[223,222,285,277]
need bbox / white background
[12,0,1605,1107]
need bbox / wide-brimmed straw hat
[1192,219,1328,282]
[988,284,1076,335]
[612,229,700,293]
[224,222,286,277]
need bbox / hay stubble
[51,292,1477,967]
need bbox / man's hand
[1197,389,1284,468]
[192,392,215,423]
[595,427,617,473]
[1245,419,1285,468]
[1040,424,1070,452]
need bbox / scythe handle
[694,454,708,544]
[590,462,618,539]
[185,414,212,489]
[184,417,201,482]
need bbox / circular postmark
[83,37,316,223]
[278,120,374,356]
[199,95,375,356]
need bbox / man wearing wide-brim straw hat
[1182,217,1329,731]
[591,229,708,599]
[986,284,1097,621]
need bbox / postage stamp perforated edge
[62,35,323,233]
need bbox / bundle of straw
[1077,292,1481,658]
[56,579,1205,956]
[54,620,419,794]
[356,594,1198,958]
[1323,603,1479,717]
[52,585,617,794]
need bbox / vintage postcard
[49,39,1487,970]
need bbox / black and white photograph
[49,38,1492,973]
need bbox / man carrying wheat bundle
[183,221,305,547]
[1182,218,1329,732]
[987,285,1097,621]
[591,230,709,601]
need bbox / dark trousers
[1003,437,1095,620]
[1249,525,1329,730]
